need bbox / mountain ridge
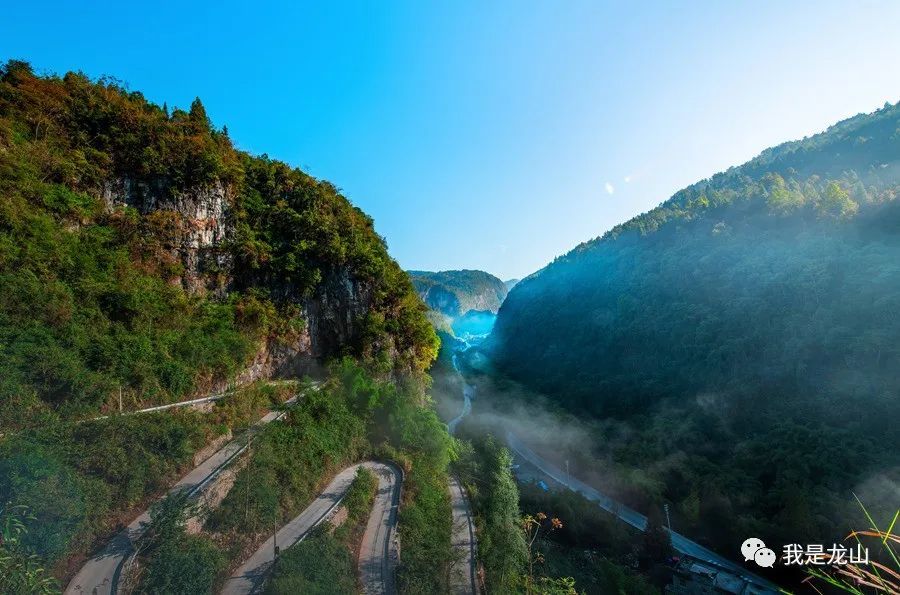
[487,100,900,566]
[408,268,508,318]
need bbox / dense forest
[0,60,437,427]
[488,102,900,562]
[0,60,448,590]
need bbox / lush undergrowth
[265,530,356,595]
[206,380,369,543]
[136,492,225,595]
[0,59,445,592]
[265,467,376,595]
[0,505,59,594]
[123,359,458,593]
[0,381,293,579]
[517,483,660,594]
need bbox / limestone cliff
[408,269,508,317]
[101,176,392,383]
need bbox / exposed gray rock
[101,177,231,293]
[100,177,379,384]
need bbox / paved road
[505,430,780,593]
[448,475,478,595]
[445,363,478,595]
[64,395,299,595]
[358,462,403,595]
[222,461,402,595]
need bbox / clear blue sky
[3,1,900,279]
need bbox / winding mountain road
[358,462,403,595]
[222,461,402,595]
[64,393,301,595]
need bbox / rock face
[415,283,461,318]
[102,177,231,293]
[306,269,374,358]
[408,269,508,318]
[101,177,375,381]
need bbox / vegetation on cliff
[0,59,437,428]
[0,60,444,588]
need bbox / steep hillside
[408,269,508,318]
[0,62,449,590]
[0,61,437,426]
[488,102,900,554]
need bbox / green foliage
[517,483,634,555]
[207,383,367,535]
[265,529,356,595]
[334,467,377,542]
[456,436,528,592]
[0,505,59,594]
[0,409,218,565]
[208,380,297,431]
[72,413,208,506]
[489,100,900,559]
[342,363,455,595]
[0,437,92,561]
[536,544,657,595]
[0,58,439,585]
[395,462,454,595]
[139,493,225,595]
[0,65,260,423]
[141,534,225,595]
[266,468,376,594]
[203,360,453,593]
[0,60,437,429]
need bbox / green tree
[138,492,223,594]
[817,180,859,219]
[140,534,225,595]
[481,444,528,591]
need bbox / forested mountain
[0,60,437,425]
[408,269,508,318]
[0,61,448,590]
[488,102,900,557]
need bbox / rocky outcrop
[408,269,507,317]
[230,269,374,382]
[100,177,381,382]
[416,283,461,318]
[101,177,231,293]
[305,269,374,358]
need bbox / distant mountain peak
[407,269,508,317]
